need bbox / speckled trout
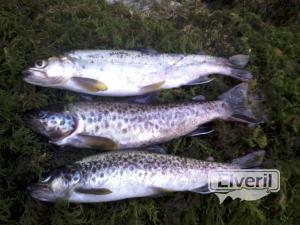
[27,150,265,203]
[24,83,256,150]
[22,49,252,96]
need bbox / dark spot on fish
[92,167,96,173]
[105,122,109,128]
[82,65,86,69]
[92,177,96,182]
[100,173,104,177]
[65,174,71,181]
[51,120,57,125]
[81,114,86,120]
[90,112,95,116]
[95,125,100,132]
[122,128,127,134]
[112,115,116,120]
[88,118,93,123]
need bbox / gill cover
[23,108,77,141]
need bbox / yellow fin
[78,134,118,150]
[72,77,108,92]
[141,81,165,92]
[75,188,112,195]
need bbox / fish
[23,83,256,150]
[22,49,252,96]
[27,150,265,203]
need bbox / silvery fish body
[28,150,264,203]
[23,49,252,96]
[24,83,256,150]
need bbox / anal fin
[151,187,174,194]
[190,185,211,194]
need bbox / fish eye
[35,60,47,69]
[41,171,52,183]
[72,171,81,183]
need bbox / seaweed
[0,0,299,224]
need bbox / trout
[23,83,256,150]
[27,150,265,203]
[23,49,252,96]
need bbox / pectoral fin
[141,81,165,93]
[78,134,118,150]
[72,77,108,92]
[75,188,112,195]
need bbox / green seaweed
[0,0,300,224]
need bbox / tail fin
[189,150,265,195]
[218,83,257,124]
[229,55,249,68]
[227,55,252,81]
[228,68,252,81]
[231,150,265,168]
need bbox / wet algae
[0,0,300,224]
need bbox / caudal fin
[227,55,252,81]
[189,150,265,195]
[218,83,257,124]
[231,150,265,168]
[228,55,249,68]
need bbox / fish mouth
[22,68,46,85]
[27,184,55,202]
[22,69,32,80]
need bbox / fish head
[23,56,76,87]
[28,167,82,202]
[23,108,77,141]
